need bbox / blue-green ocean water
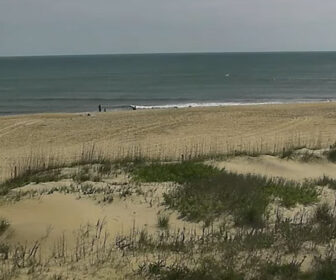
[1,52,336,115]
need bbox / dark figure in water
[98,104,102,112]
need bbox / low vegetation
[312,175,336,189]
[2,148,336,279]
[132,162,318,227]
[327,148,336,162]
[132,161,222,184]
[0,168,62,195]
[0,218,9,236]
[157,214,170,229]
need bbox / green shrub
[132,161,222,184]
[265,179,318,208]
[163,169,318,227]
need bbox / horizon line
[1,50,336,59]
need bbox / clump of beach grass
[312,175,336,189]
[0,218,9,236]
[72,166,91,183]
[147,164,319,227]
[128,162,319,227]
[132,161,222,184]
[327,148,336,163]
[313,203,334,225]
[259,261,303,280]
[157,215,170,230]
[0,168,62,195]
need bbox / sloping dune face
[0,176,194,249]
[1,158,336,279]
[1,193,159,247]
[1,154,335,248]
[1,102,336,180]
[214,155,336,180]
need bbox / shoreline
[0,99,334,118]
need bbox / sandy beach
[0,102,335,180]
[2,102,336,279]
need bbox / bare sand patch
[213,155,336,180]
[0,182,198,249]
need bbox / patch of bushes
[0,169,61,195]
[132,161,222,184]
[265,179,318,208]
[162,169,318,227]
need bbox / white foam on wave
[129,100,321,110]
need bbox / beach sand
[0,102,336,180]
[1,102,336,279]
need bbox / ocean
[1,52,336,115]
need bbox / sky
[0,0,336,56]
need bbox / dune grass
[327,149,336,162]
[157,215,170,230]
[0,168,62,195]
[2,151,336,279]
[132,161,222,184]
[0,218,9,236]
[312,175,336,189]
[130,162,318,227]
[165,172,318,227]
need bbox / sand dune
[0,178,195,249]
[214,155,336,180]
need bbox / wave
[129,100,333,110]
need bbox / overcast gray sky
[0,0,336,56]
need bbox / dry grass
[1,102,336,180]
